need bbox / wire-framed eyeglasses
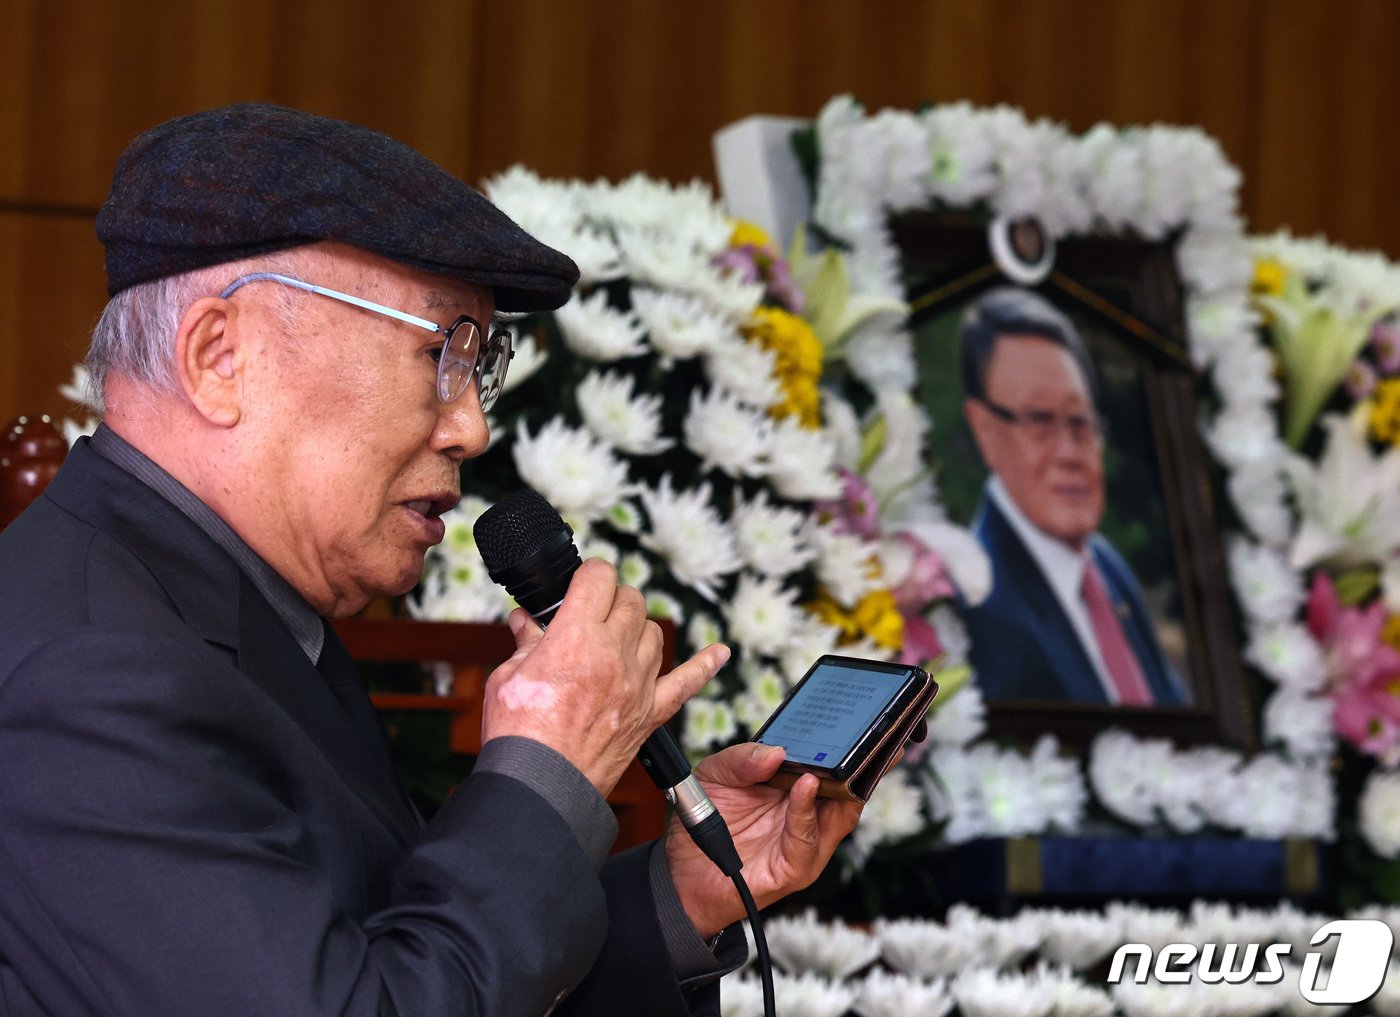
[218,272,514,409]
[977,396,1106,445]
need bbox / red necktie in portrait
[1081,563,1153,705]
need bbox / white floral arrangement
[796,94,1380,846]
[410,167,980,860]
[721,902,1400,1017]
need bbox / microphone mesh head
[474,488,571,573]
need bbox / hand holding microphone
[474,489,738,872]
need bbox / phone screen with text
[756,661,910,769]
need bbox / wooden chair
[0,416,670,851]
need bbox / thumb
[694,742,787,789]
[507,607,545,650]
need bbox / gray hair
[85,252,310,414]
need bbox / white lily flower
[1285,413,1400,570]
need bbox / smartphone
[752,654,936,802]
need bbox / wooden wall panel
[2,0,1397,428]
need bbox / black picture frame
[890,210,1253,749]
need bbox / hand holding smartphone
[752,655,938,803]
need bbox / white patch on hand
[495,677,559,712]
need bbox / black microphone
[474,487,741,876]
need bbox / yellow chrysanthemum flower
[729,220,776,250]
[744,307,825,428]
[1383,614,1400,654]
[806,588,905,652]
[1251,257,1287,298]
[1370,378,1400,445]
[851,589,905,651]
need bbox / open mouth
[401,493,459,521]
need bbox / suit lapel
[979,498,1108,703]
[47,440,420,844]
[236,578,420,844]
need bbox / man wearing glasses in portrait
[959,286,1189,707]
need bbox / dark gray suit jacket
[0,440,712,1016]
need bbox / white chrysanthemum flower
[945,904,1043,970]
[844,319,918,394]
[554,287,647,362]
[688,264,768,323]
[732,662,788,731]
[682,386,773,478]
[575,369,673,455]
[951,966,1056,1017]
[929,605,971,667]
[1028,735,1086,832]
[59,363,100,411]
[769,971,859,1017]
[1262,690,1334,759]
[512,418,630,525]
[578,534,619,566]
[876,918,980,980]
[500,331,548,395]
[853,969,953,1017]
[1224,754,1302,838]
[925,683,987,747]
[629,286,738,365]
[1041,971,1113,1017]
[1227,538,1306,626]
[637,476,742,596]
[1107,902,1190,953]
[681,697,736,754]
[412,556,513,623]
[613,225,715,293]
[921,101,999,207]
[644,590,683,624]
[703,335,783,409]
[603,499,642,534]
[616,552,651,590]
[723,572,806,658]
[1206,401,1288,472]
[1359,770,1400,859]
[732,491,816,579]
[686,610,724,655]
[1243,621,1327,692]
[60,415,98,448]
[483,165,582,237]
[720,972,766,1017]
[807,521,881,607]
[778,613,843,685]
[765,910,881,981]
[1032,908,1125,971]
[851,767,927,856]
[1227,458,1293,548]
[766,417,843,500]
[1087,730,1166,826]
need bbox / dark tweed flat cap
[96,103,578,311]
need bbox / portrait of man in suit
[957,286,1191,706]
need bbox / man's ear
[175,297,243,427]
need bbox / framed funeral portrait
[892,211,1252,748]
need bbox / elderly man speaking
[0,105,860,1017]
